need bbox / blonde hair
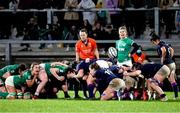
[30,62,39,70]
[119,25,128,36]
[119,25,127,31]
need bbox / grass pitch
[0,92,180,113]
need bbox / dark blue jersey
[157,41,174,64]
[109,65,123,79]
[140,63,163,78]
[94,68,117,91]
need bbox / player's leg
[34,69,48,98]
[87,74,96,99]
[167,63,179,99]
[5,76,16,99]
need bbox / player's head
[79,28,88,41]
[30,62,40,75]
[136,46,142,56]
[119,25,128,39]
[18,63,27,74]
[89,62,100,76]
[150,32,160,45]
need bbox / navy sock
[73,79,79,97]
[81,80,88,98]
[64,92,70,98]
[160,94,166,98]
[171,82,179,98]
[74,85,79,97]
[88,84,95,98]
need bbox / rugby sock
[171,82,179,98]
[74,85,79,97]
[64,92,70,98]
[88,84,95,98]
[160,94,166,98]
[73,79,79,97]
[81,80,88,98]
[0,92,9,98]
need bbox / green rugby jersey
[0,64,19,80]
[116,37,134,62]
[13,70,31,88]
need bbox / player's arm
[73,69,84,78]
[75,51,80,62]
[26,74,37,87]
[161,47,166,64]
[94,48,99,59]
[93,41,99,59]
[169,47,174,58]
[131,43,140,55]
[123,70,142,77]
[50,68,64,81]
[51,62,68,67]
[75,44,80,62]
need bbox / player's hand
[123,71,128,76]
[58,76,65,81]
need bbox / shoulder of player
[88,38,96,42]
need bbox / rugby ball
[108,47,117,58]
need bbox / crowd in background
[0,0,179,45]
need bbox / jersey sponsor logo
[10,70,15,73]
[81,49,91,54]
[118,48,125,51]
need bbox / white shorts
[109,78,126,91]
[166,62,176,75]
[5,76,14,87]
[117,60,132,68]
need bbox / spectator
[159,0,175,38]
[131,46,152,64]
[80,19,93,36]
[19,16,40,51]
[64,25,79,51]
[104,0,120,29]
[96,0,107,26]
[104,24,118,52]
[173,0,180,35]
[78,0,96,26]
[64,0,79,29]
[92,21,105,53]
[9,0,19,11]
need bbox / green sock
[0,92,9,98]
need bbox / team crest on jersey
[10,70,15,73]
